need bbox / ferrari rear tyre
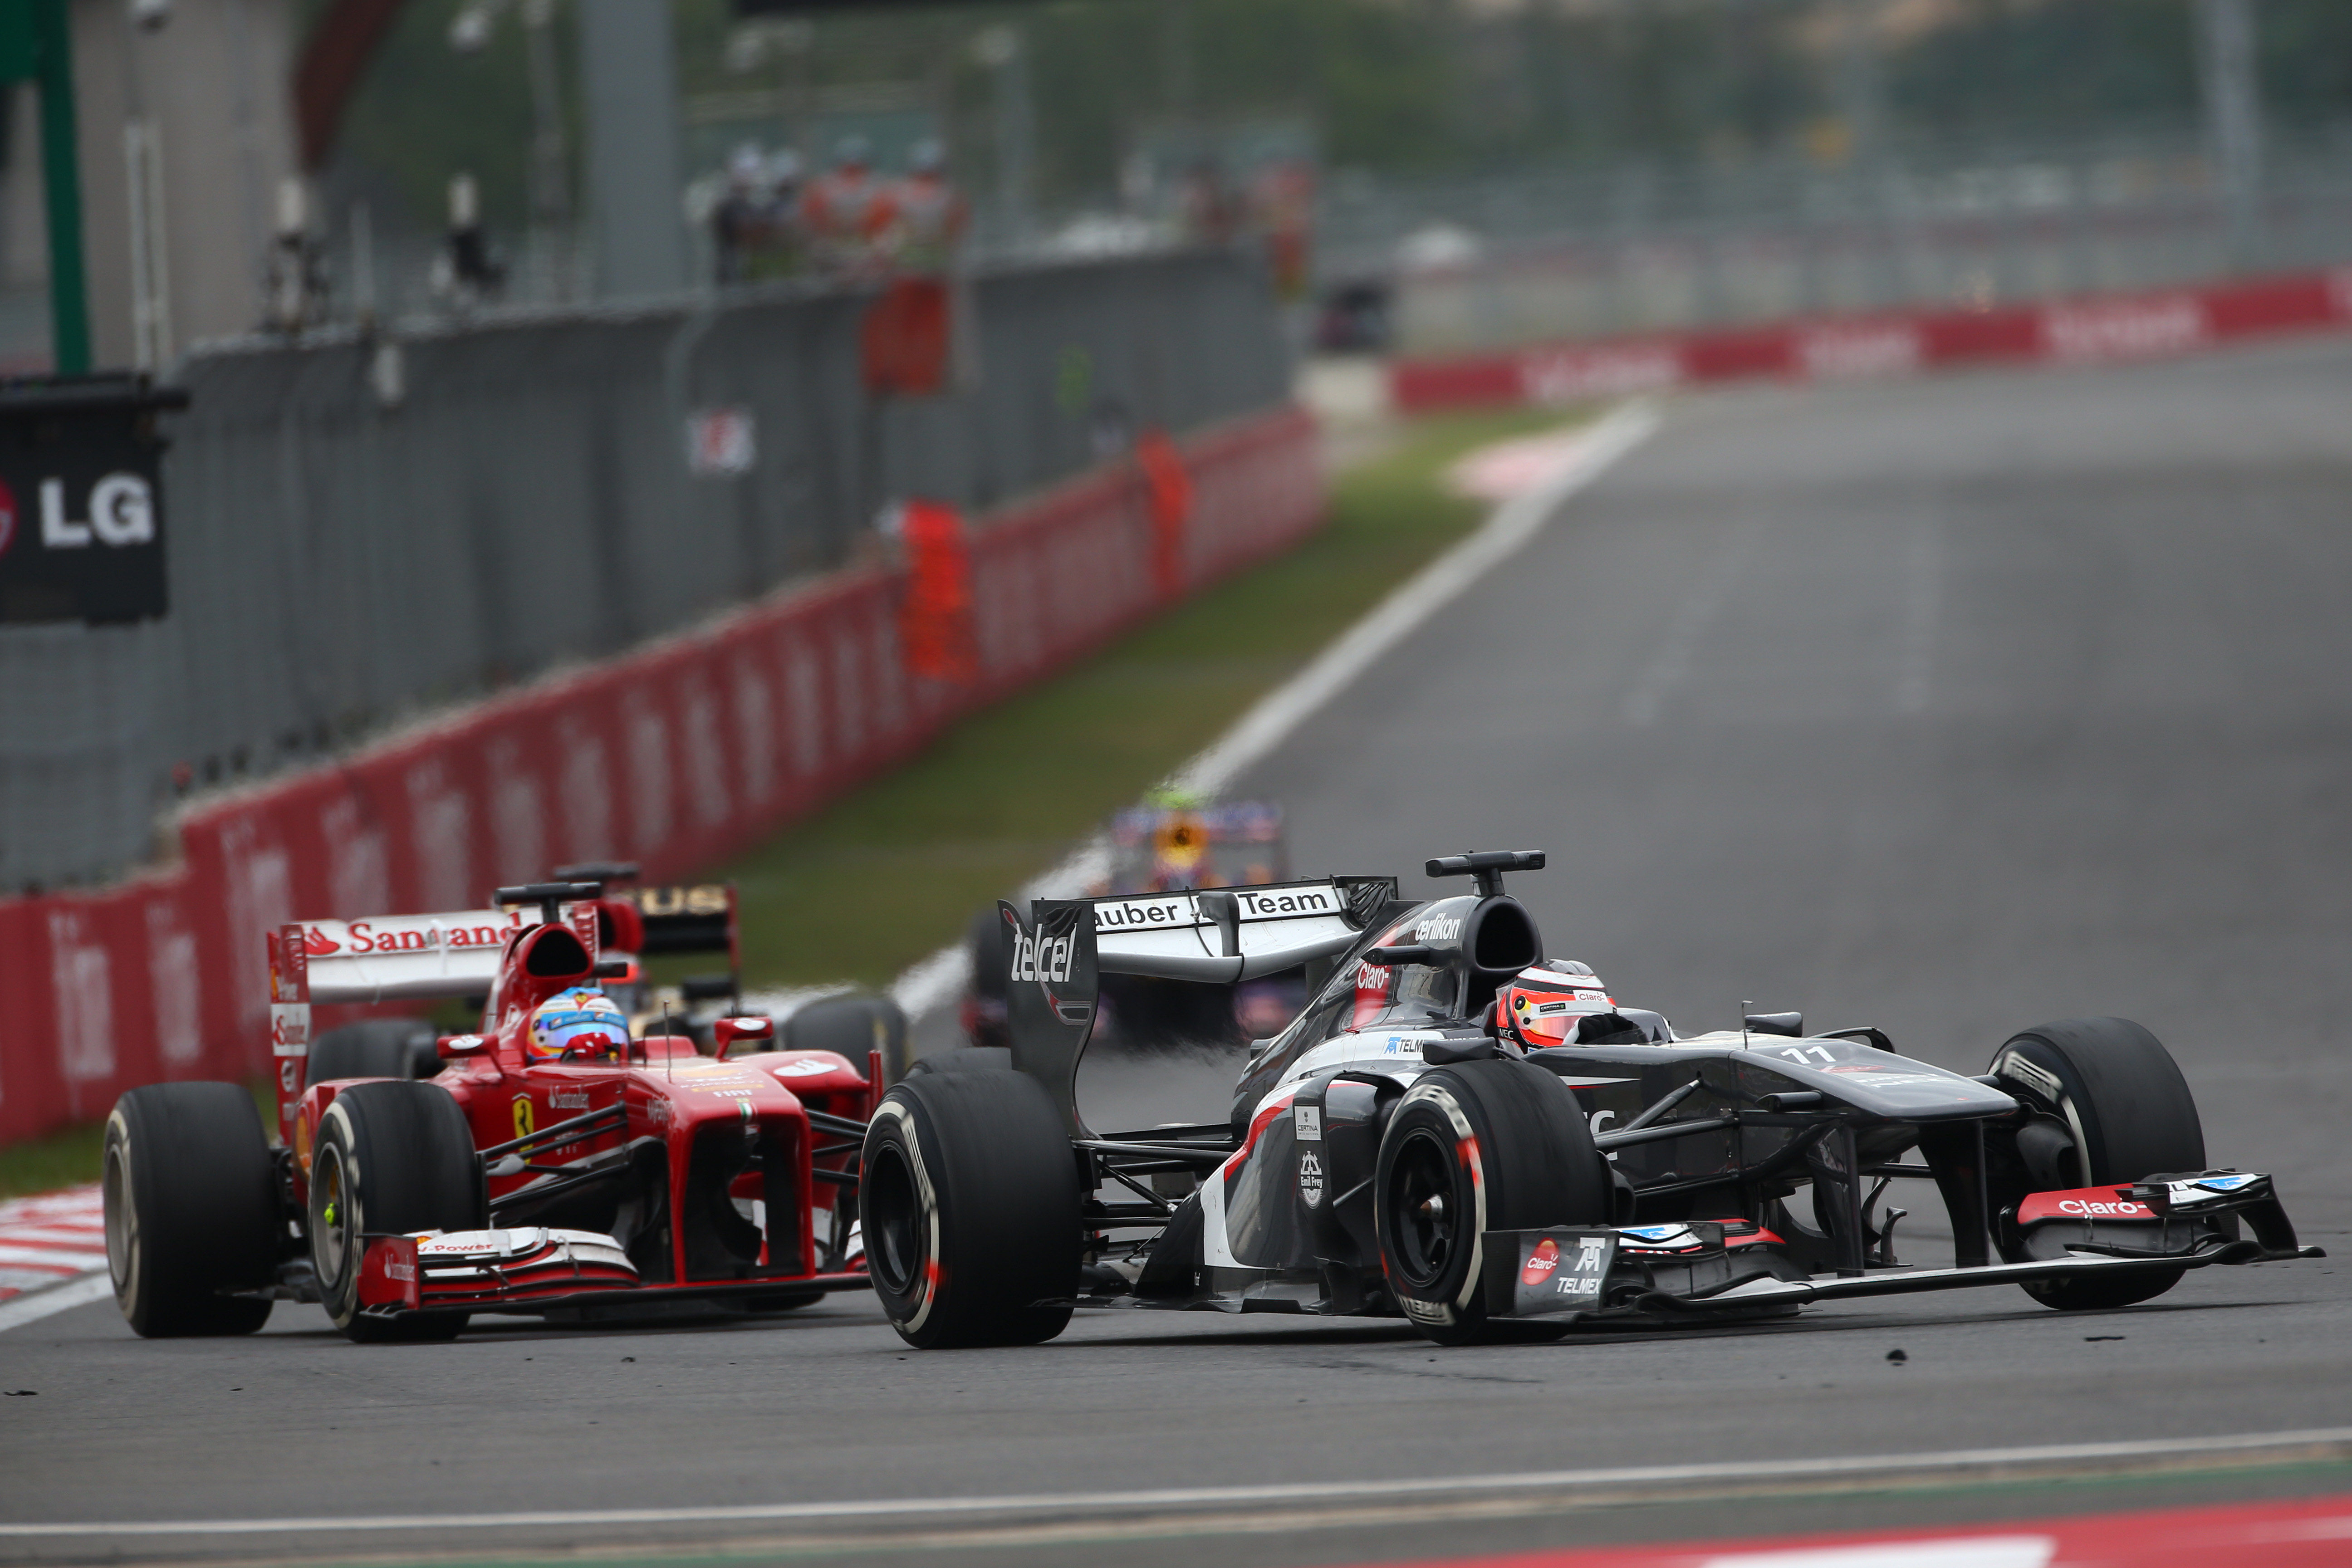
[861,1069,1079,1348]
[1375,1057,1612,1345]
[306,1018,440,1088]
[901,1047,1011,1076]
[103,1083,280,1338]
[1991,1016,2205,1312]
[308,1082,485,1343]
[785,992,911,1087]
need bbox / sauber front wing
[1484,1172,2322,1323]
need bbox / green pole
[32,0,89,374]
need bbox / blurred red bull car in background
[963,798,1311,1053]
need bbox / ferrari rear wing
[1001,876,1396,1136]
[265,899,601,1146]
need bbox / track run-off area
[4,337,2352,1567]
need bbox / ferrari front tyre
[103,1082,280,1338]
[1374,1057,1612,1346]
[1990,1016,2205,1312]
[308,1081,486,1343]
[860,1069,1079,1348]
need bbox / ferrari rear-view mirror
[436,1033,485,1059]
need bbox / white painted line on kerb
[0,1271,113,1334]
[0,1425,2343,1539]
[889,398,1661,1021]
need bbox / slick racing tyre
[785,992,911,1087]
[1990,1016,2205,1312]
[309,1082,486,1343]
[900,1047,1010,1077]
[861,1069,1079,1348]
[306,1019,441,1088]
[1375,1057,1612,1345]
[104,1083,280,1338]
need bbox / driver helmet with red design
[1498,963,1626,1049]
[528,987,631,1062]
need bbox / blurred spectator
[803,134,887,276]
[1250,160,1315,299]
[431,172,506,307]
[1178,159,1240,246]
[712,144,768,284]
[879,138,968,275]
[262,176,328,334]
[759,148,808,280]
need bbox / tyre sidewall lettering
[1385,1078,1488,1321]
[868,1098,941,1334]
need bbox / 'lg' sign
[22,474,157,548]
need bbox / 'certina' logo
[1414,915,1463,943]
[1010,929,1075,984]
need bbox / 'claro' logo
[1009,929,1075,984]
[2059,1198,2153,1219]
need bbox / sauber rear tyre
[1991,1016,2205,1312]
[103,1083,279,1338]
[860,1069,1079,1348]
[309,1082,485,1343]
[1375,1057,1612,1346]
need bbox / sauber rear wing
[1000,876,1396,1136]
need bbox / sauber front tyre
[861,1068,1078,1348]
[308,1081,485,1343]
[1990,1015,2206,1312]
[1374,1055,1611,1345]
[103,1082,280,1338]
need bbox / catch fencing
[0,247,1292,893]
[1332,127,2352,358]
[0,403,1321,1143]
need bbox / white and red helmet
[1498,965,1621,1049]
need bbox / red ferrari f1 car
[862,850,2322,1348]
[102,880,874,1341]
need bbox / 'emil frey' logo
[1010,929,1075,985]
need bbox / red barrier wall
[0,405,1321,1143]
[1391,266,2352,413]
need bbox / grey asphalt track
[8,338,2352,1567]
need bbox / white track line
[1,1425,2343,1539]
[0,1272,113,1333]
[889,399,1661,1020]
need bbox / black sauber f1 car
[861,850,2321,1348]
